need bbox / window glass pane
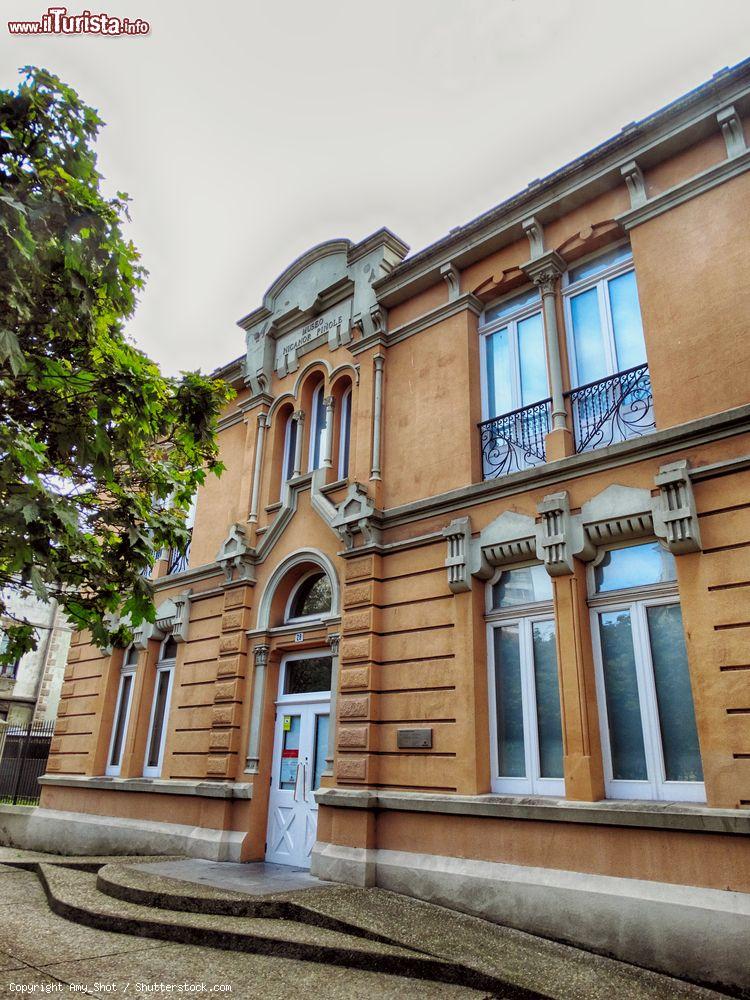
[594,543,676,593]
[608,270,646,371]
[147,669,171,769]
[312,713,329,791]
[161,636,177,661]
[284,418,297,481]
[311,389,327,470]
[109,673,133,768]
[123,646,138,667]
[340,391,351,478]
[532,621,563,779]
[484,288,540,324]
[570,287,607,385]
[278,714,301,789]
[485,326,513,417]
[646,605,703,782]
[517,312,547,406]
[289,573,332,619]
[493,625,525,777]
[568,245,632,284]
[492,565,552,608]
[284,656,332,695]
[598,610,648,780]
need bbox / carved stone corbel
[216,524,256,583]
[717,105,746,158]
[653,460,701,554]
[621,160,647,209]
[538,492,580,575]
[440,263,460,302]
[369,303,387,337]
[442,517,472,593]
[331,482,380,549]
[522,216,545,259]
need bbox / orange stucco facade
[42,64,750,902]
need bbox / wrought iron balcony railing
[479,398,551,480]
[567,364,654,454]
[166,538,191,576]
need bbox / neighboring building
[37,62,750,983]
[1,590,71,725]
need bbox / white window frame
[562,243,643,388]
[284,569,333,626]
[277,648,333,705]
[142,638,176,779]
[105,648,137,777]
[485,566,564,797]
[281,412,297,495]
[478,288,545,422]
[308,384,326,472]
[338,386,352,480]
[588,553,705,803]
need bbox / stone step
[37,864,522,997]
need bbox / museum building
[34,61,750,978]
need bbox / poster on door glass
[280,752,298,787]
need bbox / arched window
[106,645,138,776]
[285,570,333,623]
[143,634,177,778]
[338,386,352,479]
[309,384,327,471]
[282,412,297,492]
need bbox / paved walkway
[133,859,323,895]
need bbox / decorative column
[322,396,335,470]
[370,355,385,481]
[522,251,573,462]
[291,410,305,478]
[245,643,269,773]
[324,632,340,775]
[248,412,268,524]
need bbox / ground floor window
[106,646,137,776]
[589,543,704,801]
[143,637,176,778]
[487,565,564,795]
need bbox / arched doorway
[262,564,336,867]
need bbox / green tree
[0,66,233,664]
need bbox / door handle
[293,760,306,802]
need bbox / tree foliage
[0,67,233,663]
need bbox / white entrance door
[266,652,331,868]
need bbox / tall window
[0,628,21,680]
[309,385,327,471]
[563,245,647,387]
[282,412,297,492]
[481,288,547,420]
[486,564,564,795]
[338,386,352,479]
[167,491,196,576]
[143,636,176,778]
[106,645,137,776]
[589,542,704,802]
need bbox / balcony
[166,538,191,576]
[567,364,655,454]
[479,398,551,480]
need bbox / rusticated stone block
[214,680,239,703]
[57,700,67,717]
[50,738,62,754]
[223,588,245,609]
[338,696,369,719]
[336,756,367,781]
[219,633,242,654]
[46,756,61,772]
[221,610,244,632]
[337,726,368,749]
[340,667,370,690]
[67,647,81,662]
[216,655,244,678]
[63,666,75,681]
[345,556,375,582]
[61,682,75,699]
[211,705,237,727]
[209,730,232,752]
[341,637,370,663]
[206,756,229,776]
[344,582,373,608]
[343,610,372,634]
[54,719,69,734]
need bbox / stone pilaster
[208,586,252,779]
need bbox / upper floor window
[0,628,21,680]
[589,542,704,802]
[166,491,196,576]
[338,386,352,479]
[143,635,176,778]
[486,563,563,796]
[309,385,327,472]
[106,645,137,776]
[479,289,550,479]
[285,570,332,624]
[563,245,646,387]
[282,412,297,490]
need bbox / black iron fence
[567,364,655,454]
[0,719,54,805]
[479,398,551,480]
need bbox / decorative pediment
[216,524,256,583]
[133,591,192,648]
[330,483,380,549]
[443,463,702,592]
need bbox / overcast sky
[2,0,749,375]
